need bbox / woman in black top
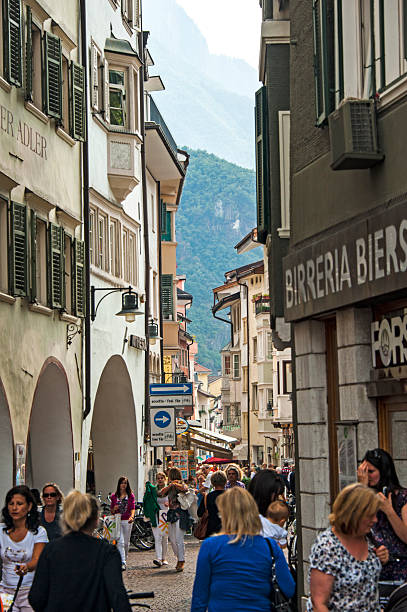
[40,483,63,541]
[29,490,131,612]
[197,470,226,538]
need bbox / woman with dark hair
[40,483,64,541]
[29,490,131,612]
[357,448,407,580]
[110,477,135,570]
[158,467,189,572]
[248,469,285,537]
[0,485,48,611]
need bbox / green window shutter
[73,239,85,317]
[161,274,173,320]
[43,32,62,120]
[160,200,167,234]
[9,202,28,296]
[313,0,335,126]
[30,210,37,302]
[254,86,270,245]
[162,211,172,241]
[25,6,33,101]
[70,61,86,141]
[3,0,22,87]
[48,223,64,308]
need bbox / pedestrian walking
[307,482,389,611]
[280,461,291,492]
[110,476,135,570]
[191,487,295,611]
[248,469,285,537]
[158,467,189,572]
[39,483,63,541]
[225,464,245,489]
[29,490,131,612]
[357,448,407,581]
[197,471,226,538]
[0,485,48,612]
[266,500,289,549]
[143,472,169,568]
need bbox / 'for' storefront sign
[283,198,407,321]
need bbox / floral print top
[371,488,407,580]
[307,528,381,611]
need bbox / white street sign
[150,407,176,447]
[150,395,193,406]
[176,417,189,435]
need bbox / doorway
[379,397,407,484]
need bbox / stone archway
[89,355,138,498]
[26,360,74,493]
[0,380,13,501]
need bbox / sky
[175,0,262,70]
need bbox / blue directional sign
[150,383,193,396]
[154,410,172,428]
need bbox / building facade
[0,0,85,500]
[283,0,407,600]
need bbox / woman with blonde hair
[191,487,295,611]
[39,483,64,541]
[225,464,245,489]
[158,467,189,572]
[29,490,131,612]
[308,483,389,611]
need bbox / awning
[189,426,238,445]
[189,437,233,459]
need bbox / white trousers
[168,520,186,562]
[118,520,132,564]
[152,525,168,560]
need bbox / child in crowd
[266,500,289,549]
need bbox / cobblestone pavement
[124,536,200,612]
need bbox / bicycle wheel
[288,532,297,572]
[131,519,155,550]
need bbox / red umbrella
[202,457,231,465]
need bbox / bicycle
[127,590,155,609]
[130,502,155,551]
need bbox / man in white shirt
[199,465,213,493]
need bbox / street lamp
[91,285,143,323]
[148,319,162,345]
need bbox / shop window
[223,355,231,376]
[283,361,292,394]
[109,69,126,126]
[0,197,8,292]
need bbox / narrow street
[124,537,200,611]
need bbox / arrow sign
[154,411,172,428]
[150,383,193,396]
[150,407,176,447]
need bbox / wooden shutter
[43,32,62,119]
[48,223,64,308]
[161,274,173,320]
[73,239,85,317]
[9,202,28,296]
[90,42,99,109]
[104,58,110,123]
[255,86,270,244]
[3,0,22,87]
[25,6,33,101]
[160,200,167,234]
[30,210,37,302]
[70,61,86,141]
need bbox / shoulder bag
[265,538,296,612]
[193,494,208,540]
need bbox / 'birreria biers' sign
[283,199,407,321]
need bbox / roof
[194,362,211,373]
[105,36,139,59]
[212,291,240,315]
[208,375,222,383]
[225,259,264,280]
[177,287,193,301]
[234,228,260,254]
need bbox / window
[32,216,47,304]
[98,213,108,270]
[161,210,172,241]
[252,384,258,411]
[233,354,240,379]
[109,69,126,126]
[25,10,42,108]
[128,230,137,285]
[109,219,120,277]
[312,0,337,125]
[9,201,28,297]
[90,41,101,111]
[89,208,96,264]
[283,361,292,394]
[242,366,248,392]
[61,55,69,131]
[253,338,257,363]
[277,361,281,395]
[0,198,8,292]
[243,317,247,344]
[161,274,173,320]
[224,355,231,376]
[224,405,231,425]
[3,0,22,87]
[267,332,273,359]
[64,234,73,313]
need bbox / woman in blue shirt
[191,487,295,611]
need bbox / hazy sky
[175,0,262,70]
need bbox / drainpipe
[80,0,91,421]
[139,6,151,442]
[157,182,164,382]
[237,280,250,466]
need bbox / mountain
[143,0,258,169]
[176,148,261,371]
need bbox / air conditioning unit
[328,99,384,171]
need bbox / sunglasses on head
[43,492,57,498]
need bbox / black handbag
[265,538,296,612]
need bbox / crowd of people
[0,449,406,611]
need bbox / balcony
[255,296,271,315]
[107,132,141,202]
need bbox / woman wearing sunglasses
[40,483,64,541]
